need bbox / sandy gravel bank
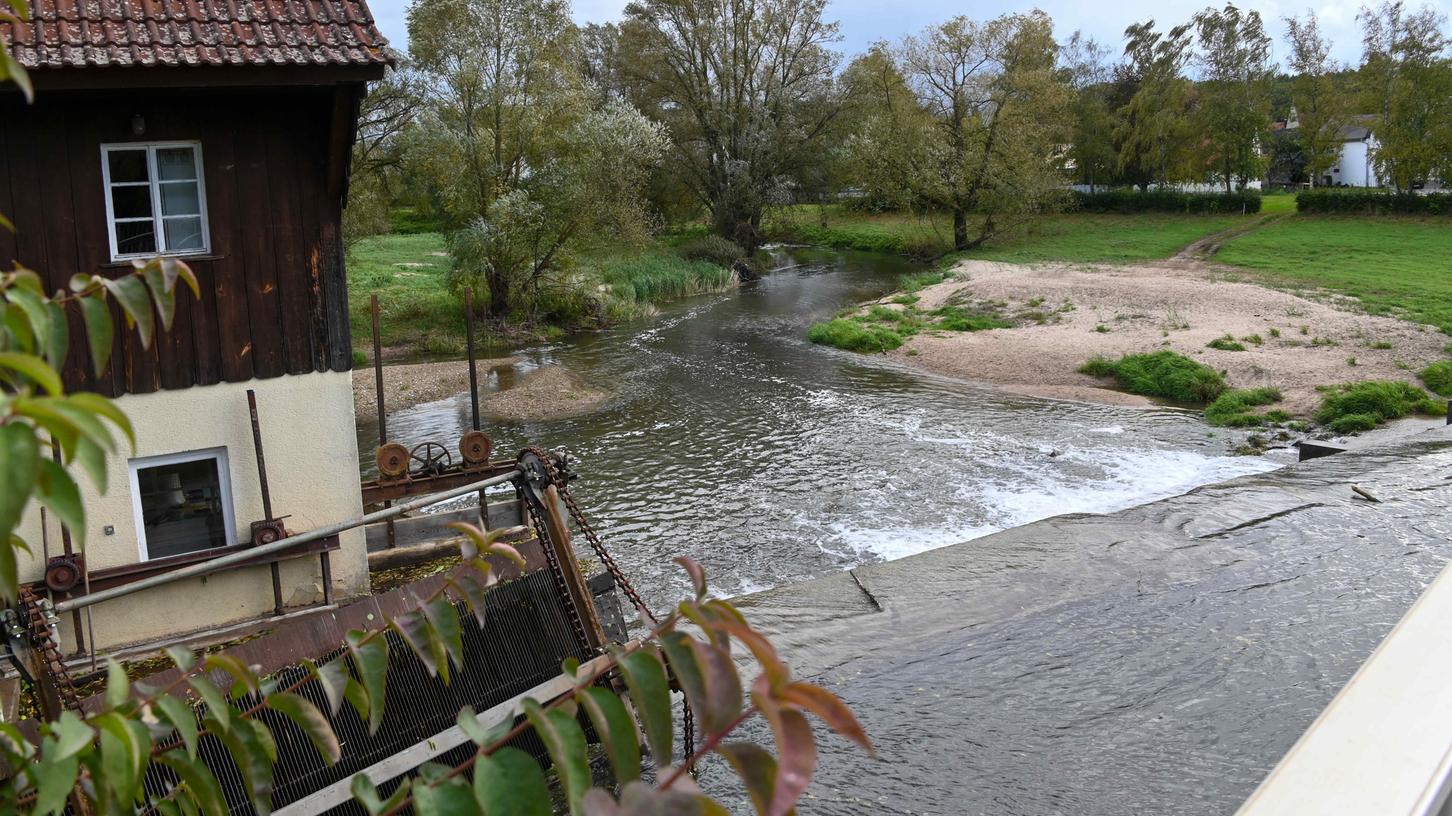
[893,259,1448,416]
[352,359,610,422]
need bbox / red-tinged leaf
[755,701,816,816]
[347,631,388,734]
[777,682,873,755]
[523,698,589,816]
[613,644,672,764]
[78,295,115,378]
[448,569,494,627]
[717,743,780,816]
[660,631,742,737]
[423,595,464,677]
[104,275,154,345]
[484,540,526,568]
[581,788,622,816]
[172,258,201,298]
[309,658,349,717]
[0,351,61,395]
[577,686,641,785]
[474,747,551,816]
[617,781,730,816]
[267,692,341,765]
[391,607,444,680]
[675,556,707,600]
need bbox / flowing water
[358,247,1283,610]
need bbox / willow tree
[405,0,665,318]
[1284,10,1347,187]
[1193,4,1274,191]
[1357,1,1452,192]
[1061,32,1119,191]
[617,0,843,250]
[1116,20,1197,189]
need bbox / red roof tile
[2,0,393,70]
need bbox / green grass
[765,205,1246,264]
[1314,380,1446,433]
[807,318,904,352]
[1258,193,1299,215]
[1078,351,1228,405]
[1207,334,1247,351]
[1205,387,1284,427]
[592,250,735,303]
[1217,216,1452,333]
[807,300,1009,352]
[1421,361,1452,396]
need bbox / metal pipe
[371,294,387,444]
[55,468,523,614]
[247,389,274,520]
[464,289,480,432]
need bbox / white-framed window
[100,142,211,262]
[128,447,236,561]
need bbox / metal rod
[464,289,480,432]
[319,552,334,605]
[54,469,523,614]
[247,389,274,520]
[371,294,387,444]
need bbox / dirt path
[1173,213,1287,261]
[890,258,1448,416]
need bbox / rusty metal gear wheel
[376,443,410,478]
[459,431,492,466]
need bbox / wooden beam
[541,486,607,651]
[270,650,620,816]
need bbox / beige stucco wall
[15,371,368,651]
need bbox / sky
[368,0,1452,69]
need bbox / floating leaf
[268,692,341,765]
[78,294,114,378]
[0,351,61,395]
[154,693,200,759]
[613,644,673,764]
[347,630,388,734]
[523,698,589,816]
[577,686,641,785]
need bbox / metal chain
[18,587,81,713]
[515,475,592,652]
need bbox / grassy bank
[1215,216,1452,334]
[765,205,1246,264]
[347,232,735,360]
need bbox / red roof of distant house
[2,0,392,71]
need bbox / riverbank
[352,359,610,422]
[879,258,1450,415]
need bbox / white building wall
[15,371,368,651]
[1333,138,1380,188]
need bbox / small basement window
[101,142,210,261]
[129,448,236,561]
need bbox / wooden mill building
[1,0,391,652]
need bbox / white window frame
[128,447,237,562]
[100,141,211,262]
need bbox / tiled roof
[2,0,392,71]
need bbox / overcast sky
[369,0,1452,70]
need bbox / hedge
[1072,189,1262,214]
[1296,189,1452,216]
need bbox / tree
[1193,4,1274,191]
[1357,1,1452,191]
[617,0,843,250]
[345,65,423,249]
[1117,20,1197,189]
[838,43,932,211]
[1060,32,1119,191]
[1285,10,1348,187]
[405,0,665,318]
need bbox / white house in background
[1325,120,1381,188]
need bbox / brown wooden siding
[0,85,356,396]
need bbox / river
[358,246,1283,611]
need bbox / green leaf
[78,294,114,378]
[165,645,196,672]
[36,457,85,549]
[93,711,149,806]
[45,397,117,453]
[50,710,95,761]
[268,692,341,765]
[577,686,641,785]
[6,286,50,353]
[42,300,68,371]
[614,644,672,764]
[391,608,445,680]
[0,211,12,233]
[216,714,275,815]
[0,422,39,562]
[0,50,33,103]
[67,391,135,450]
[473,746,551,816]
[523,699,590,815]
[660,631,743,737]
[74,435,107,493]
[188,674,232,733]
[31,750,78,816]
[414,775,478,816]
[141,261,177,331]
[309,658,350,717]
[424,596,464,677]
[158,749,230,816]
[352,775,411,816]
[206,653,260,696]
[105,658,130,709]
[448,567,494,627]
[154,693,200,759]
[717,743,779,816]
[0,536,17,605]
[347,630,388,734]
[0,350,62,395]
[104,275,154,346]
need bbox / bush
[1296,189,1452,216]
[1206,387,1284,427]
[1072,189,1262,215]
[677,235,743,267]
[1314,380,1446,431]
[1207,334,1247,351]
[933,306,1010,332]
[1077,350,1228,404]
[598,252,736,304]
[1420,361,1452,396]
[807,318,903,352]
[391,207,445,234]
